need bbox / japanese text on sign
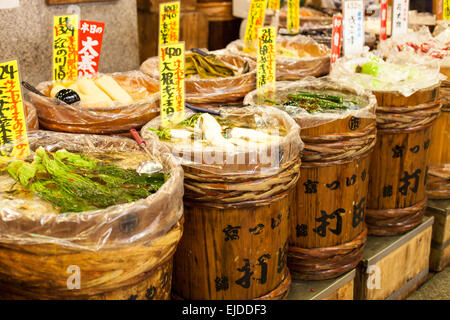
[159,1,180,45]
[244,0,268,49]
[392,0,409,37]
[380,0,388,40]
[53,15,78,82]
[330,15,343,70]
[78,20,105,77]
[0,60,30,161]
[160,42,185,127]
[268,0,280,11]
[287,0,300,34]
[444,0,450,20]
[343,0,364,56]
[257,27,276,103]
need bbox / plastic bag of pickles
[329,51,446,97]
[24,71,160,134]
[0,130,184,250]
[140,50,257,105]
[244,76,377,129]
[226,34,331,81]
[141,106,303,175]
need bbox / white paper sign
[0,0,19,9]
[343,0,365,56]
[392,0,409,37]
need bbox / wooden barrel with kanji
[427,74,450,200]
[366,84,442,235]
[244,80,377,280]
[141,107,303,299]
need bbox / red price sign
[78,20,105,77]
[330,15,343,71]
[380,0,388,40]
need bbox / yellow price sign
[257,27,276,103]
[244,0,268,50]
[0,60,30,161]
[53,15,78,82]
[159,1,180,45]
[444,0,450,20]
[268,0,280,10]
[160,42,185,127]
[287,0,300,34]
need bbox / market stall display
[378,27,450,200]
[331,54,444,235]
[142,107,303,299]
[245,77,377,280]
[0,131,184,299]
[226,34,330,81]
[24,71,160,134]
[141,51,256,108]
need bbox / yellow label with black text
[244,0,268,50]
[159,1,180,45]
[160,42,185,127]
[268,0,280,10]
[444,0,450,20]
[53,15,78,82]
[0,60,30,161]
[287,0,300,34]
[257,27,276,103]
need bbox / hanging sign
[78,20,105,77]
[244,0,268,50]
[444,0,450,20]
[380,0,388,40]
[342,0,364,56]
[159,42,185,127]
[287,0,300,34]
[392,0,409,37]
[268,0,280,10]
[0,60,30,161]
[330,15,343,71]
[257,27,276,103]
[53,15,78,82]
[159,1,180,46]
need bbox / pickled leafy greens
[6,147,166,213]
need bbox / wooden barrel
[141,107,302,299]
[25,72,160,135]
[366,84,442,235]
[0,131,184,300]
[427,72,450,200]
[243,80,377,280]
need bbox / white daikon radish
[95,75,134,105]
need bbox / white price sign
[343,0,365,56]
[0,0,19,9]
[392,0,409,37]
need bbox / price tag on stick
[380,0,388,40]
[330,15,343,71]
[268,0,280,10]
[443,0,450,20]
[53,15,78,82]
[159,1,180,46]
[160,42,185,127]
[244,0,268,51]
[287,0,300,34]
[392,0,409,37]
[343,0,365,56]
[257,27,276,103]
[78,20,105,77]
[0,60,30,161]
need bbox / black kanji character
[352,197,366,228]
[255,254,271,284]
[235,259,253,289]
[277,241,288,274]
[145,286,156,300]
[361,169,367,182]
[349,117,361,130]
[215,276,229,292]
[410,145,420,153]
[249,224,264,235]
[271,214,282,229]
[392,145,405,158]
[399,169,422,196]
[326,180,340,190]
[296,224,308,237]
[223,225,241,241]
[346,174,357,187]
[304,180,319,194]
[383,185,393,197]
[424,139,431,150]
[313,208,344,237]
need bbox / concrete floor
[407,266,450,300]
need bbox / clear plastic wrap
[0,130,184,250]
[140,52,256,104]
[24,101,39,131]
[24,71,160,134]
[377,27,450,72]
[329,51,445,97]
[243,76,377,129]
[226,34,331,81]
[141,106,303,176]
